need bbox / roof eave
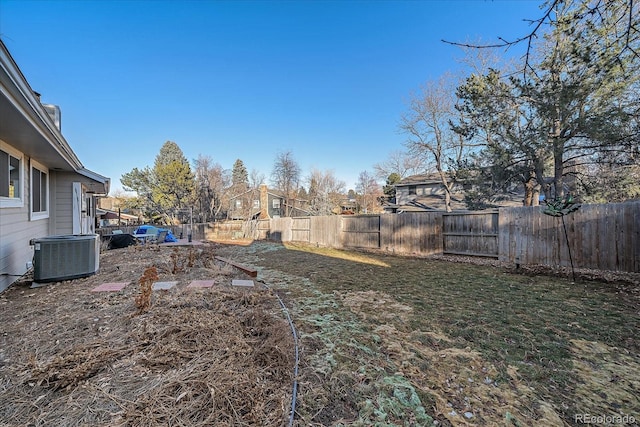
[77,167,110,195]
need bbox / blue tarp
[134,225,178,243]
[134,225,158,235]
[162,229,178,242]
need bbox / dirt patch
[0,243,295,426]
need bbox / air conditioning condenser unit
[30,234,100,282]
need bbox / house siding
[52,171,77,235]
[0,153,48,292]
[396,183,445,205]
[396,187,410,205]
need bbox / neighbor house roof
[394,173,443,186]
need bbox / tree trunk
[553,137,565,199]
[444,189,452,212]
[524,179,535,206]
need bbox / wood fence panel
[268,217,293,242]
[624,202,640,272]
[499,202,640,272]
[291,217,311,242]
[443,211,499,257]
[342,215,381,249]
[254,220,270,240]
[309,216,343,248]
[380,212,442,255]
[501,207,569,267]
[597,202,640,272]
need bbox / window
[0,145,23,208]
[253,199,260,209]
[30,161,48,219]
[408,185,417,195]
[272,198,281,209]
[235,199,242,208]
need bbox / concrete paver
[152,281,178,290]
[231,279,254,287]
[187,280,215,288]
[91,282,129,292]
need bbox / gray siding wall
[0,154,49,292]
[396,187,410,205]
[52,171,76,235]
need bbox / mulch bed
[0,244,295,426]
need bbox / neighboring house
[97,208,139,227]
[97,196,140,226]
[384,173,466,213]
[0,40,109,292]
[335,198,357,215]
[385,173,523,213]
[228,184,310,220]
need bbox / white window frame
[272,198,281,209]
[0,142,24,209]
[30,159,49,220]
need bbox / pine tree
[153,141,195,222]
[231,159,249,188]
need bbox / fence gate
[442,211,499,258]
[291,217,311,242]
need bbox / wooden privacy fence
[499,202,640,273]
[100,201,638,273]
[230,201,639,273]
[247,212,445,257]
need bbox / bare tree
[355,170,382,214]
[193,154,230,221]
[399,75,472,212]
[249,169,265,188]
[307,168,346,215]
[373,150,426,181]
[270,151,301,217]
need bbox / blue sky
[0,0,543,193]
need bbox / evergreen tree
[121,141,195,224]
[382,173,401,204]
[231,159,249,189]
[452,0,639,205]
[153,141,195,222]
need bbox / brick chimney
[259,184,270,219]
